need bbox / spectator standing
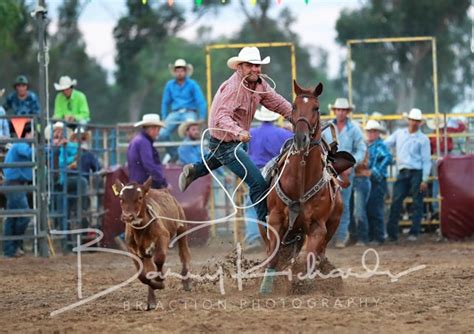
[127,114,168,189]
[2,123,33,257]
[385,108,431,242]
[365,120,392,245]
[322,98,367,248]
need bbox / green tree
[211,0,337,113]
[0,0,39,99]
[113,0,230,122]
[49,0,111,124]
[335,0,471,115]
[113,1,187,122]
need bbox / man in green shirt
[53,76,90,124]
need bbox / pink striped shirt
[209,72,292,142]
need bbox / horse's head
[113,177,152,225]
[292,80,323,151]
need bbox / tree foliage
[48,0,111,123]
[335,0,471,114]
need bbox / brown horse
[259,81,344,294]
[113,177,191,310]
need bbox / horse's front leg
[259,212,283,294]
[304,221,328,273]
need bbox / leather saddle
[262,138,356,185]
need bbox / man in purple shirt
[127,114,168,189]
[244,106,293,250]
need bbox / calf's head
[113,177,152,225]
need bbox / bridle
[291,94,321,154]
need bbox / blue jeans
[335,172,354,242]
[3,189,30,257]
[193,137,268,223]
[367,176,387,243]
[353,176,371,244]
[159,110,197,161]
[244,195,260,244]
[387,169,423,240]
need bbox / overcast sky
[47,0,362,81]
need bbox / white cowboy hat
[54,76,77,91]
[177,120,200,138]
[44,122,72,141]
[407,108,423,121]
[53,121,65,129]
[227,47,271,70]
[168,59,194,76]
[364,119,385,132]
[254,105,280,122]
[134,114,166,128]
[328,97,355,110]
[426,117,445,130]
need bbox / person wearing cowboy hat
[3,75,41,116]
[53,76,90,124]
[322,97,367,248]
[178,46,293,227]
[176,120,202,165]
[2,123,34,257]
[244,105,293,251]
[127,114,168,189]
[160,59,207,162]
[384,108,431,242]
[363,120,392,245]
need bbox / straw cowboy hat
[227,47,271,70]
[54,76,77,91]
[407,108,423,121]
[364,120,386,132]
[328,97,355,111]
[168,59,193,76]
[254,105,280,122]
[134,113,166,128]
[178,120,200,138]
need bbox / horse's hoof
[152,279,165,289]
[259,268,276,294]
[146,303,156,311]
[182,279,192,292]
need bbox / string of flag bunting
[141,0,310,5]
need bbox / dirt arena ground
[1,235,473,333]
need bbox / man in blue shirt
[2,123,33,257]
[365,120,392,245]
[160,59,207,162]
[177,121,202,165]
[322,98,367,248]
[3,75,41,116]
[245,106,293,250]
[385,108,431,242]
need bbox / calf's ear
[143,176,153,194]
[112,179,124,197]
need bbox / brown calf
[113,177,191,310]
